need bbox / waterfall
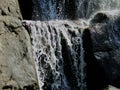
[21,0,120,90]
[24,20,88,90]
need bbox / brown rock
[0,0,38,89]
[0,0,22,19]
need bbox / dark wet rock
[90,13,109,23]
[89,11,120,88]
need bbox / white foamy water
[24,20,88,90]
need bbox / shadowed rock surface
[89,11,120,89]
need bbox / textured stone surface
[0,17,38,90]
[89,11,120,88]
[0,0,22,19]
[0,0,38,89]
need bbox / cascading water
[21,0,120,90]
[24,20,88,90]
[38,0,65,20]
[76,0,120,18]
[35,0,120,20]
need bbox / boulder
[89,10,120,88]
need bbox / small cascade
[24,20,88,90]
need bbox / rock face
[0,0,22,19]
[88,10,120,89]
[0,0,38,90]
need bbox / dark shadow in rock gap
[82,28,108,90]
[23,83,39,90]
[64,0,76,19]
[18,0,33,20]
[32,0,42,20]
[2,85,13,90]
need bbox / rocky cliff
[0,0,38,89]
